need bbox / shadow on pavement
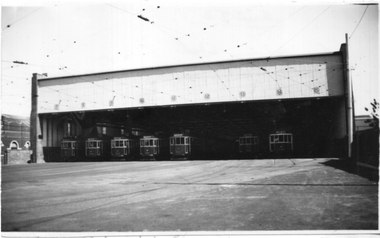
[321,158,379,182]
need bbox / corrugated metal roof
[38,50,342,81]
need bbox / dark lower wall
[43,147,63,162]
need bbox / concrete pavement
[1,158,378,232]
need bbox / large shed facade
[31,43,353,162]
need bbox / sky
[1,0,378,116]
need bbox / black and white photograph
[1,0,379,237]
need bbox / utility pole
[30,73,46,163]
[345,33,354,158]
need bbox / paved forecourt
[1,158,378,232]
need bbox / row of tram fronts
[61,131,294,161]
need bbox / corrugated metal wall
[38,54,344,113]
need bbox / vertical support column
[345,34,354,158]
[30,73,45,163]
[30,74,38,163]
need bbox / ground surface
[1,158,378,232]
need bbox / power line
[2,7,43,31]
[349,5,369,39]
[269,5,332,58]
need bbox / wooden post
[30,73,46,163]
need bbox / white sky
[1,0,378,116]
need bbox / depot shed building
[30,43,354,162]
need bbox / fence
[352,128,379,181]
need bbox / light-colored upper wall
[38,53,344,113]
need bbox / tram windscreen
[87,141,98,148]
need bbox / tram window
[239,138,243,145]
[72,143,75,148]
[170,138,174,145]
[246,137,251,145]
[181,137,184,145]
[288,135,292,142]
[176,137,180,145]
[279,135,283,142]
[185,137,189,144]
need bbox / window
[102,127,106,134]
[170,138,174,145]
[185,137,189,144]
[67,123,71,135]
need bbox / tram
[238,134,260,158]
[269,132,293,157]
[85,138,110,159]
[140,135,170,160]
[111,136,140,160]
[170,134,205,160]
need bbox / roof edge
[38,50,342,81]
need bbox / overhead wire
[268,5,332,58]
[228,5,308,54]
[349,5,369,39]
[2,7,43,31]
